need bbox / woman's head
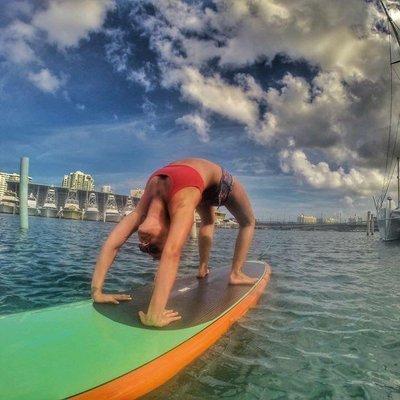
[138,197,169,259]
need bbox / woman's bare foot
[197,266,210,279]
[229,271,258,285]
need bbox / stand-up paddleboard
[0,261,271,400]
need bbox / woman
[91,158,256,327]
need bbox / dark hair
[138,242,160,256]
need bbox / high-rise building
[7,173,22,182]
[62,171,94,191]
[0,172,32,199]
[297,214,317,224]
[130,188,144,198]
[0,173,7,200]
[101,185,112,193]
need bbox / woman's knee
[239,215,255,228]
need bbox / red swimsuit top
[148,164,205,201]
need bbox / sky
[1,0,400,220]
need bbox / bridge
[6,182,138,213]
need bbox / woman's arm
[139,189,200,327]
[91,193,151,303]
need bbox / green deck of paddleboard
[0,300,209,399]
[0,261,265,400]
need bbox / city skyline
[1,1,399,218]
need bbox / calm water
[0,214,399,399]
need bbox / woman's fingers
[137,310,182,327]
[168,311,179,317]
[164,309,178,315]
[168,315,182,322]
[114,294,132,301]
[164,310,181,320]
[159,314,181,327]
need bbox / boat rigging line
[378,0,400,210]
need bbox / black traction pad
[94,261,266,330]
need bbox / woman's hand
[138,309,181,327]
[92,292,132,304]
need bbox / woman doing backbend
[91,158,256,327]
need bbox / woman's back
[169,158,222,189]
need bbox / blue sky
[1,0,399,219]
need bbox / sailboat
[377,158,400,241]
[376,1,400,241]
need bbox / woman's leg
[225,179,257,285]
[196,203,215,278]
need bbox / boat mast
[398,157,400,208]
[379,0,400,211]
[380,0,400,57]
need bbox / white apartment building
[0,173,7,200]
[101,185,112,193]
[297,214,317,224]
[62,171,95,191]
[130,188,144,198]
[0,172,32,200]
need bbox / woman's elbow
[103,237,123,252]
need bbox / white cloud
[176,113,210,142]
[342,196,354,207]
[0,0,114,95]
[206,0,385,81]
[27,69,64,93]
[138,0,390,80]
[167,67,260,127]
[279,147,384,196]
[2,0,399,203]
[134,1,394,158]
[128,67,154,92]
[32,0,115,49]
[129,0,400,203]
[104,28,133,72]
[141,97,156,118]
[0,20,37,64]
[135,130,147,141]
[252,72,350,145]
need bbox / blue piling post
[19,157,29,230]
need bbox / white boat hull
[62,209,83,220]
[28,207,38,216]
[40,208,59,218]
[377,208,400,241]
[0,204,17,214]
[84,210,99,221]
[105,212,121,223]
